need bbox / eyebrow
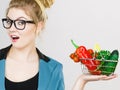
[6,16,29,20]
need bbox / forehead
[7,8,31,20]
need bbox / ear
[36,21,44,35]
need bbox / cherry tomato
[70,53,80,62]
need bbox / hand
[80,73,117,82]
[72,74,117,90]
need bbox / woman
[0,0,117,90]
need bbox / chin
[11,43,25,49]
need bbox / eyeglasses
[2,18,35,30]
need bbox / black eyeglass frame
[2,18,35,30]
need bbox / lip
[10,35,20,42]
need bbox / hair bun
[41,0,55,8]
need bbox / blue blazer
[0,45,65,90]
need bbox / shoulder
[38,57,64,89]
[49,57,63,71]
[40,57,63,72]
[36,47,63,70]
[0,45,12,60]
[40,57,64,83]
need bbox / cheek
[21,26,37,41]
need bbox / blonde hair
[35,0,55,8]
[6,0,55,27]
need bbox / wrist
[72,75,87,90]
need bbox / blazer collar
[0,44,50,62]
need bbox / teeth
[11,35,19,39]
[11,35,17,37]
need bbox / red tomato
[90,70,101,75]
[87,49,94,56]
[94,59,101,65]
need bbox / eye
[17,20,26,26]
[6,19,12,25]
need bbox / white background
[0,0,120,90]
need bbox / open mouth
[11,35,20,42]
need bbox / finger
[101,74,117,80]
[83,74,107,81]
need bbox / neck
[8,44,38,62]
